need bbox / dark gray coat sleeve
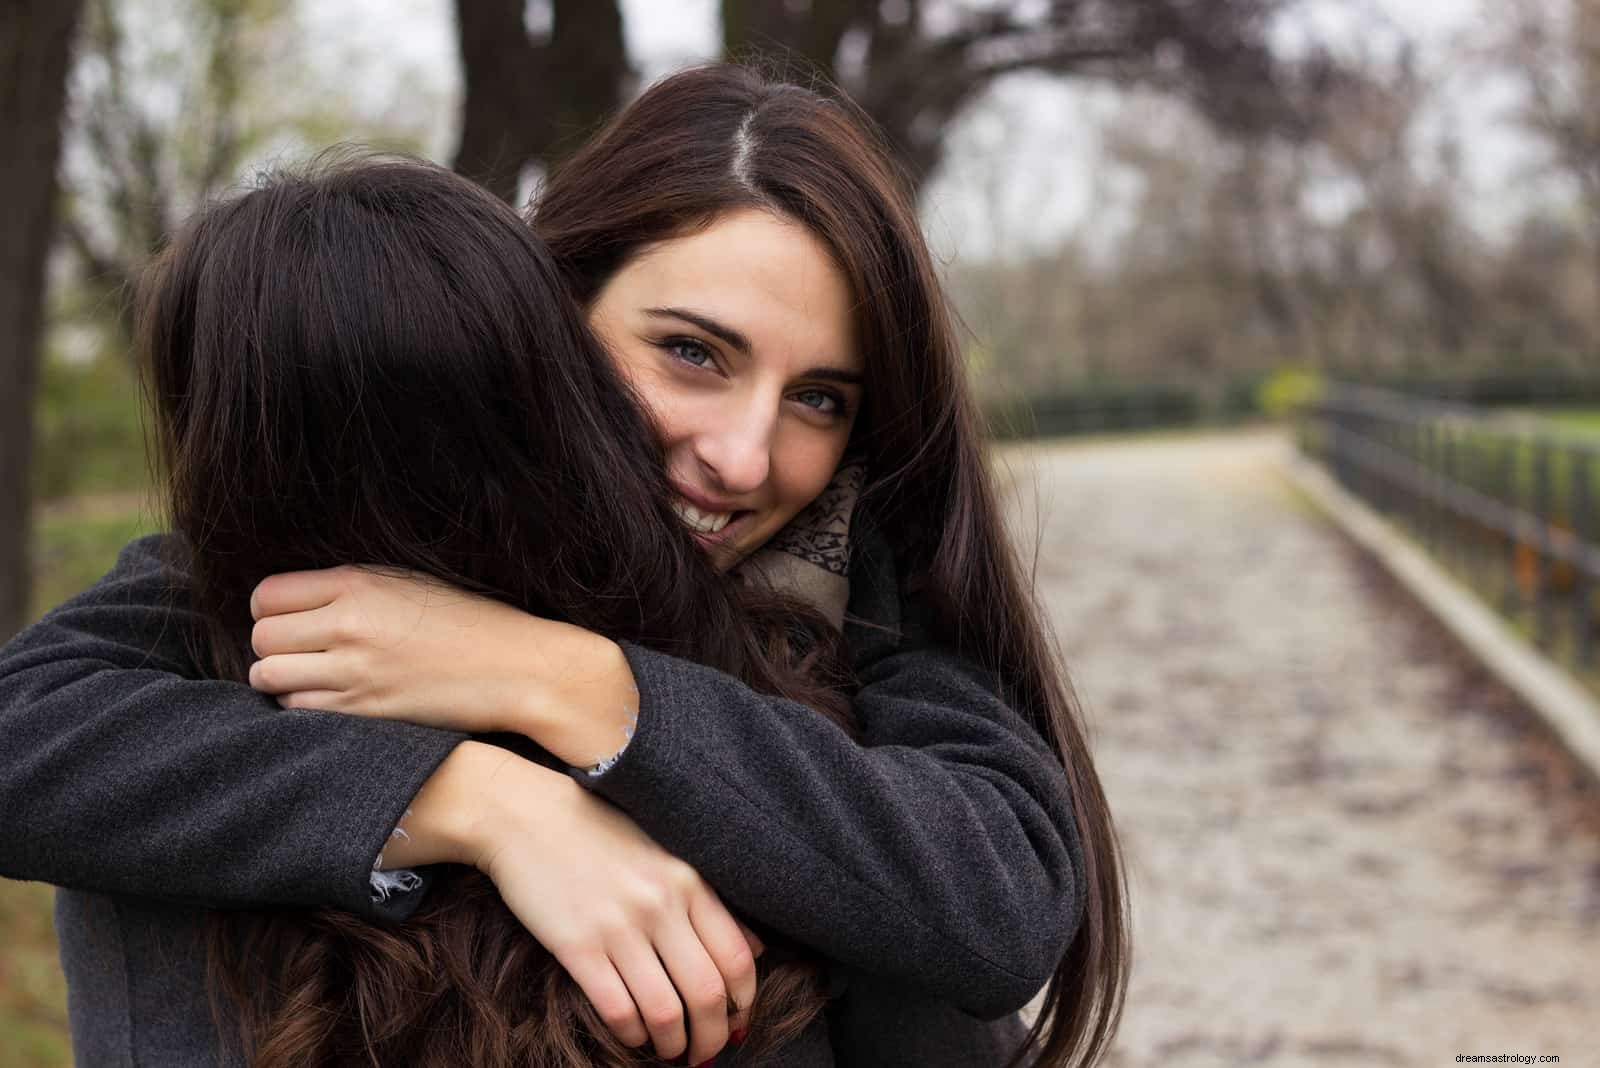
[0,534,464,919]
[0,531,1082,1017]
[575,534,1085,1019]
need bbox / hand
[247,566,639,766]
[459,748,762,1063]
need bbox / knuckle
[333,568,366,599]
[594,1000,637,1032]
[332,611,366,644]
[541,934,578,959]
[669,862,703,895]
[628,883,671,921]
[588,911,631,945]
[722,945,756,983]
[641,1001,682,1030]
[252,658,280,691]
[685,976,727,1011]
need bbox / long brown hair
[534,64,1129,1068]
[137,153,850,1065]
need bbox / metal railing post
[1576,454,1593,668]
[1499,436,1519,616]
[1299,383,1600,680]
[1534,441,1552,650]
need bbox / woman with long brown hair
[0,65,1126,1067]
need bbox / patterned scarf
[733,457,866,630]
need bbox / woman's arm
[0,536,761,1063]
[247,532,1084,1019]
[587,635,1083,1020]
[0,535,463,917]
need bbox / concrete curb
[1280,444,1600,785]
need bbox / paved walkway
[1004,429,1600,1067]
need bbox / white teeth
[672,498,733,534]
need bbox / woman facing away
[0,65,1128,1066]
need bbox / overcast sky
[294,0,1541,263]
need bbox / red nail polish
[694,1061,714,1068]
[731,1027,747,1045]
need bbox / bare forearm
[376,739,557,869]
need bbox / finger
[275,691,346,712]
[250,568,353,621]
[689,892,757,1037]
[248,652,345,696]
[737,920,766,959]
[556,949,650,1050]
[654,914,731,1065]
[609,934,687,1061]
[250,603,345,657]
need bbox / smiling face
[586,208,863,570]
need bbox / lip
[688,509,757,552]
[670,482,748,515]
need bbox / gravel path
[1004,429,1600,1067]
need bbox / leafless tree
[0,0,84,641]
[450,0,1345,199]
[723,0,1343,190]
[1490,0,1600,348]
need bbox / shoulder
[91,532,192,604]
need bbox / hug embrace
[0,64,1128,1067]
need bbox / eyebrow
[644,305,865,386]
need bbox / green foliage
[1,502,158,1068]
[32,351,150,501]
[32,507,161,620]
[985,378,1265,440]
[1256,365,1325,420]
[0,879,69,1068]
[1543,410,1600,435]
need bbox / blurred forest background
[4,0,1600,1061]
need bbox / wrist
[470,750,578,877]
[512,626,639,769]
[386,740,551,870]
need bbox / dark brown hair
[137,151,850,1065]
[534,64,1129,1068]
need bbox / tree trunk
[452,0,548,202]
[0,0,83,641]
[451,0,631,202]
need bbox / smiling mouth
[671,498,754,536]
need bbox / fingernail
[694,1061,714,1068]
[731,1027,747,1045]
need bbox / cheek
[771,436,848,522]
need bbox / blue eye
[662,338,714,368]
[793,388,849,418]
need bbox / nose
[693,398,775,495]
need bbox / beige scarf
[734,457,866,631]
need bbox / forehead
[610,209,861,370]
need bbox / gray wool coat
[0,530,1082,1066]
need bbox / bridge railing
[1300,383,1600,672]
